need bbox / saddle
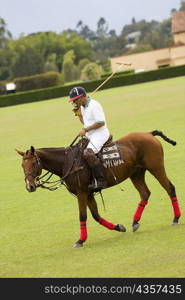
[99,137,124,168]
[75,136,124,169]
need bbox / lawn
[0,76,185,278]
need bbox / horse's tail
[151,130,177,146]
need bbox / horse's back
[117,131,162,148]
[116,131,164,169]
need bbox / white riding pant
[86,131,110,154]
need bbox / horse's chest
[65,169,89,193]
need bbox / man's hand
[73,107,81,116]
[79,128,86,137]
[79,122,105,137]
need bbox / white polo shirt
[81,97,110,153]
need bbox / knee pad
[83,148,94,157]
[83,148,99,166]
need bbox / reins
[35,158,76,192]
[70,135,80,147]
[35,171,63,191]
[33,136,119,211]
[35,142,80,192]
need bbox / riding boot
[88,163,107,192]
[83,148,107,192]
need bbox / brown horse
[16,130,181,248]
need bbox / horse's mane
[39,138,88,153]
[39,147,65,152]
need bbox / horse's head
[16,146,42,192]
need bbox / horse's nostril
[27,184,36,192]
[30,185,36,191]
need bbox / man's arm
[79,122,105,137]
[78,114,84,124]
[84,121,105,132]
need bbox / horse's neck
[36,148,66,176]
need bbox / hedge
[0,64,185,107]
[101,69,134,79]
[14,72,64,92]
[0,80,6,95]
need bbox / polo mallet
[90,61,132,97]
[73,60,131,116]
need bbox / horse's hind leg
[87,194,126,233]
[149,167,181,224]
[130,168,151,232]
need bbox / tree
[128,44,153,54]
[171,8,177,14]
[0,9,181,82]
[0,18,13,80]
[109,29,117,37]
[7,30,92,79]
[81,62,102,81]
[44,53,58,72]
[61,31,92,64]
[0,17,12,48]
[158,19,172,39]
[0,48,14,80]
[78,58,90,72]
[121,19,159,38]
[96,17,109,38]
[12,47,44,77]
[62,50,79,82]
[139,19,173,49]
[76,20,96,41]
[180,0,185,10]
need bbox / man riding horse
[69,86,110,192]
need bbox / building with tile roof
[172,10,185,44]
[110,11,185,72]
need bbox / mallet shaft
[90,61,132,97]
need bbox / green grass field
[0,76,185,278]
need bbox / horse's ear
[30,146,35,154]
[15,149,25,156]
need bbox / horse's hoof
[115,224,126,232]
[172,222,179,226]
[132,222,140,232]
[172,217,179,225]
[72,240,84,248]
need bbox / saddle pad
[100,143,124,168]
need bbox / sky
[1,0,182,38]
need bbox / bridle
[24,149,78,192]
[23,137,89,194]
[24,154,63,191]
[24,154,42,181]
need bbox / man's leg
[83,148,107,192]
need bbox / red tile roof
[172,10,185,33]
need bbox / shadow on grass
[84,221,185,250]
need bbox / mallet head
[116,61,132,66]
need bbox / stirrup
[88,178,107,192]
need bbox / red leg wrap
[133,200,148,221]
[80,221,87,241]
[171,197,181,218]
[98,217,116,230]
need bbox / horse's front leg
[87,194,126,233]
[73,192,88,248]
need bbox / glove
[73,107,81,117]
